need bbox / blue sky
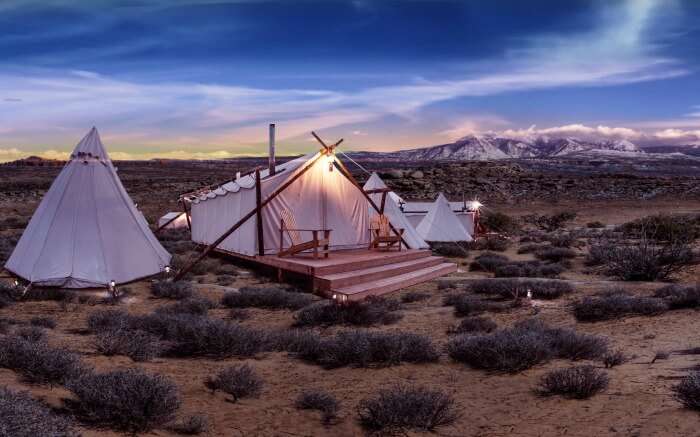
[0,0,699,160]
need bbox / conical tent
[416,193,473,242]
[5,128,171,288]
[362,173,428,249]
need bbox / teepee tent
[362,173,428,249]
[416,193,473,242]
[5,128,171,288]
[190,149,371,256]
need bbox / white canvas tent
[191,151,371,256]
[362,173,428,249]
[158,212,189,230]
[416,193,473,242]
[4,128,172,288]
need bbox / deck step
[331,262,457,301]
[313,250,432,275]
[316,256,444,290]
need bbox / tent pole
[334,160,410,249]
[255,169,264,256]
[181,198,192,231]
[174,153,324,281]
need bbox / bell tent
[190,147,372,256]
[362,172,428,249]
[4,127,172,288]
[416,193,473,242]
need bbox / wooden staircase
[314,250,456,301]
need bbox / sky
[1,0,700,161]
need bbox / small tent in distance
[416,193,473,242]
[362,172,428,249]
[5,127,172,288]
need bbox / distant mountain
[2,155,64,167]
[348,135,696,161]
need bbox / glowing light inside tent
[325,153,336,172]
[469,200,483,211]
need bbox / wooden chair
[369,214,404,251]
[278,209,331,259]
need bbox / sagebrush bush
[481,211,520,234]
[430,242,469,257]
[443,293,498,317]
[473,237,511,252]
[170,414,209,435]
[603,350,627,368]
[587,221,605,229]
[293,297,402,327]
[0,386,77,437]
[291,330,439,369]
[673,372,700,410]
[94,328,163,362]
[469,252,509,272]
[401,291,430,303]
[86,308,130,332]
[537,365,609,399]
[535,247,576,262]
[358,384,458,433]
[151,280,194,300]
[0,283,15,308]
[573,292,668,322]
[493,260,565,278]
[204,364,263,402]
[221,286,314,310]
[215,264,239,276]
[587,237,694,281]
[621,213,700,243]
[15,325,47,342]
[517,243,550,254]
[155,296,217,315]
[29,316,57,329]
[545,232,580,248]
[470,278,573,300]
[653,284,700,310]
[295,389,340,424]
[447,319,607,373]
[524,212,577,232]
[0,335,87,385]
[448,316,497,334]
[66,368,181,433]
[23,288,75,302]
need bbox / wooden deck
[212,248,457,301]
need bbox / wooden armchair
[278,209,331,259]
[369,214,403,251]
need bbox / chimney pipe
[268,123,276,176]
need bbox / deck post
[255,169,264,256]
[174,153,324,281]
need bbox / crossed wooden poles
[173,131,408,281]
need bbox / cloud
[0,0,691,159]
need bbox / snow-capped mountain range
[384,135,647,161]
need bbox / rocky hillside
[349,135,700,161]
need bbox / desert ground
[1,156,699,436]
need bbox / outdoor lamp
[109,280,116,292]
[165,266,171,274]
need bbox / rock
[410,170,424,179]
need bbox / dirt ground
[0,160,699,436]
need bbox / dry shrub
[291,330,438,369]
[189,258,221,276]
[517,243,550,254]
[87,309,130,332]
[29,316,57,329]
[437,280,457,290]
[524,212,577,232]
[473,236,511,252]
[447,319,607,373]
[537,365,609,399]
[94,328,163,362]
[215,264,239,276]
[443,293,500,317]
[587,221,605,229]
[293,297,402,327]
[204,364,263,402]
[66,368,180,433]
[448,316,497,334]
[470,278,573,300]
[535,247,576,262]
[401,291,430,303]
[358,384,458,433]
[15,325,47,342]
[621,213,700,243]
[221,286,314,310]
[673,372,700,410]
[216,275,236,286]
[603,350,627,368]
[653,284,700,310]
[587,235,695,281]
[481,211,520,234]
[573,291,668,322]
[151,281,194,300]
[469,252,509,272]
[0,335,87,385]
[0,386,77,437]
[295,389,340,424]
[169,414,209,435]
[23,288,76,302]
[493,260,565,278]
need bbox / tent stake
[174,153,324,281]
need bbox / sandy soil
[1,162,699,436]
